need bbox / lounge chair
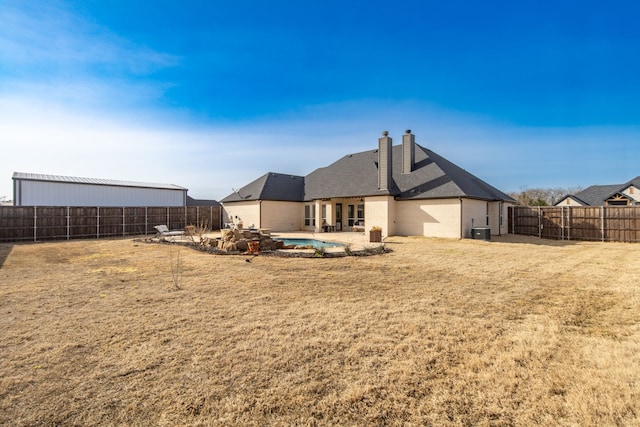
[154,224,184,238]
[352,221,365,232]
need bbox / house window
[486,202,490,226]
[357,203,364,223]
[630,187,635,194]
[304,204,316,226]
[347,204,355,226]
[566,199,570,205]
[322,204,327,222]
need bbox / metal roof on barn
[12,172,187,191]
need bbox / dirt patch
[1,235,639,426]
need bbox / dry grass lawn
[1,235,639,426]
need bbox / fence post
[567,207,571,241]
[601,206,605,242]
[122,207,126,237]
[33,206,37,242]
[145,207,148,235]
[167,207,170,230]
[97,207,100,239]
[560,206,564,240]
[538,206,542,238]
[67,206,70,240]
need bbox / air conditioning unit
[471,227,491,241]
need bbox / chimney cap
[405,129,412,134]
[382,130,389,136]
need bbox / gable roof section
[556,194,590,206]
[13,172,187,191]
[304,149,392,199]
[572,184,624,206]
[396,145,513,201]
[624,176,640,187]
[304,143,514,202]
[616,175,640,198]
[220,172,305,203]
[560,176,640,206]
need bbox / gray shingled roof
[304,143,513,201]
[573,184,625,206]
[12,172,187,191]
[222,142,514,203]
[559,176,640,206]
[220,172,305,203]
[626,176,640,187]
[607,175,640,200]
[186,196,221,207]
[558,194,590,205]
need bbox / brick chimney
[378,131,392,191]
[402,129,415,174]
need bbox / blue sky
[1,0,638,200]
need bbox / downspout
[459,197,463,239]
[498,201,503,236]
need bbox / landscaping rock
[210,229,282,253]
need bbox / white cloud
[0,1,179,74]
[0,0,637,201]
[2,94,638,201]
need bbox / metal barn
[12,172,188,207]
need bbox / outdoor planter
[369,229,382,242]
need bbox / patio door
[335,203,343,231]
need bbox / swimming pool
[274,238,344,249]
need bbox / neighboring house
[12,172,189,207]
[186,196,221,207]
[221,130,515,239]
[555,176,640,207]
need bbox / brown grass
[1,235,639,426]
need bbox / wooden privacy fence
[509,206,640,243]
[0,206,222,243]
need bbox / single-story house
[555,176,640,207]
[221,130,515,239]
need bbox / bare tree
[508,186,584,206]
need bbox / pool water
[275,238,344,249]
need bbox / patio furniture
[352,221,365,232]
[154,224,184,237]
[322,221,336,232]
